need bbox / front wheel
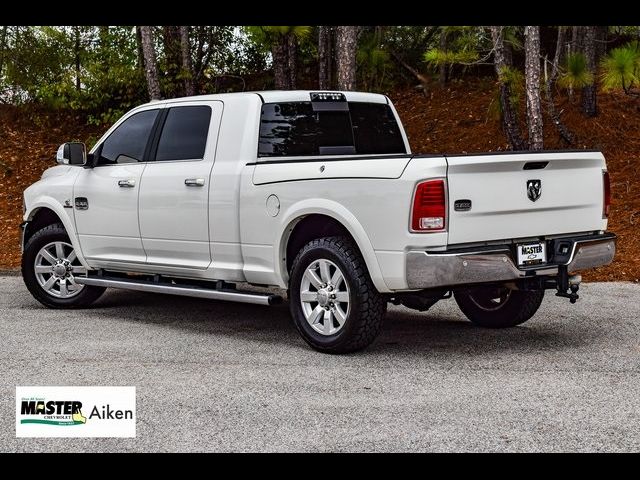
[22,223,105,308]
[454,286,544,328]
[289,236,386,353]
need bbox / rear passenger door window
[155,106,212,161]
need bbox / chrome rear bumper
[406,233,616,290]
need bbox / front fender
[24,198,90,269]
[275,199,391,293]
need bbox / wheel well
[25,208,63,245]
[285,214,356,273]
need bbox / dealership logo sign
[16,386,135,438]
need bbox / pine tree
[139,26,161,100]
[524,26,543,150]
[336,26,358,91]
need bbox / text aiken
[90,404,133,420]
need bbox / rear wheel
[22,223,105,308]
[454,286,544,328]
[289,236,386,353]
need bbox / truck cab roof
[141,90,389,107]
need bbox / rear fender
[275,199,391,293]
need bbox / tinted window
[259,103,355,157]
[349,103,406,155]
[155,106,212,161]
[100,109,158,164]
[258,101,406,158]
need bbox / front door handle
[118,179,136,188]
[185,178,205,187]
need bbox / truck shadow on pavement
[76,288,589,356]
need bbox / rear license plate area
[517,242,547,267]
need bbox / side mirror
[56,142,87,166]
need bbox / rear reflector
[411,179,446,232]
[603,171,611,218]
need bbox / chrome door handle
[118,179,136,188]
[185,178,205,187]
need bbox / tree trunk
[438,28,447,88]
[551,26,565,82]
[140,26,161,100]
[318,26,329,90]
[180,26,195,96]
[571,26,583,54]
[162,26,181,97]
[0,26,7,79]
[327,27,334,89]
[581,26,598,117]
[524,26,543,151]
[287,34,297,90]
[74,27,81,91]
[336,26,358,91]
[271,37,289,89]
[544,26,574,144]
[490,26,526,151]
[135,26,144,72]
[596,26,608,60]
[163,26,181,70]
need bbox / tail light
[411,179,446,232]
[603,171,611,219]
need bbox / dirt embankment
[1,82,638,281]
[0,107,102,268]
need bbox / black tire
[289,236,386,353]
[22,223,105,309]
[454,286,544,328]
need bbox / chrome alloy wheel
[34,241,86,298]
[300,258,350,336]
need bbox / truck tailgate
[446,151,607,244]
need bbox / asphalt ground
[1,276,639,452]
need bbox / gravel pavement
[1,276,639,452]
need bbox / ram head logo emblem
[527,179,541,202]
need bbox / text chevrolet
[20,91,616,353]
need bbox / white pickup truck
[21,90,616,353]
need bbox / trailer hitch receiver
[554,265,581,304]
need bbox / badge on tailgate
[517,242,547,266]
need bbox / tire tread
[289,236,385,353]
[22,222,104,309]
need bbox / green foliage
[3,27,79,103]
[82,27,147,124]
[245,26,311,51]
[488,66,524,120]
[357,27,391,91]
[499,66,524,101]
[0,26,147,123]
[423,48,478,66]
[558,52,594,90]
[2,24,632,124]
[422,26,489,78]
[600,42,640,92]
[384,26,439,68]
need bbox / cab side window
[154,106,212,161]
[99,109,159,165]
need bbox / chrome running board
[74,276,282,306]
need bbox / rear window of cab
[258,101,406,158]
